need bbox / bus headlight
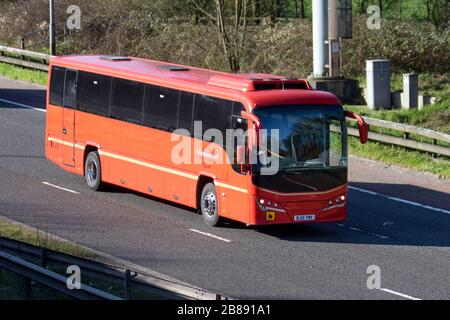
[255,197,286,213]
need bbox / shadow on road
[97,179,450,247]
[0,88,47,110]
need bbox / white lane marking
[188,228,231,243]
[349,186,450,215]
[379,288,422,300]
[335,223,389,239]
[42,182,80,194]
[0,98,46,113]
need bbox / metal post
[312,0,329,76]
[328,0,340,77]
[20,36,26,61]
[40,248,48,268]
[20,36,25,50]
[432,139,437,159]
[24,277,32,299]
[49,0,56,55]
[124,269,132,300]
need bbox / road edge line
[0,98,46,112]
[349,185,450,215]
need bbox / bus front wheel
[200,183,221,227]
[84,151,103,191]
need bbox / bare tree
[191,0,249,72]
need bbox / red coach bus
[45,55,368,226]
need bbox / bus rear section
[45,55,368,227]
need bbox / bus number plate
[294,214,316,222]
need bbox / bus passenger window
[49,66,66,106]
[76,71,112,116]
[193,95,232,144]
[143,85,179,132]
[110,78,145,124]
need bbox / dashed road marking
[42,182,80,194]
[0,98,46,113]
[379,288,422,300]
[188,228,231,243]
[349,186,450,215]
[335,223,389,239]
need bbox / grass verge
[346,102,450,134]
[0,218,87,257]
[0,62,47,85]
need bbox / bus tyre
[200,183,221,227]
[85,151,103,191]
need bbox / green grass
[348,136,450,179]
[0,218,87,257]
[0,62,47,85]
[346,103,450,134]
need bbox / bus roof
[51,55,341,108]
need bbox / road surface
[0,76,449,299]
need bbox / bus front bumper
[249,187,348,225]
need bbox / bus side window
[63,70,77,109]
[143,85,180,132]
[76,71,112,116]
[193,95,232,145]
[49,66,66,106]
[230,115,248,174]
[110,78,145,125]
[229,102,247,173]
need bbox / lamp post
[312,0,328,77]
[49,0,56,55]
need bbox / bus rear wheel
[200,183,221,227]
[84,151,103,191]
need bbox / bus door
[62,69,77,167]
[220,115,249,218]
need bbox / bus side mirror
[236,145,248,174]
[345,110,368,144]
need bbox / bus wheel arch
[83,146,104,191]
[197,178,221,227]
[196,176,214,213]
[83,145,98,176]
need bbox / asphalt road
[0,76,449,299]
